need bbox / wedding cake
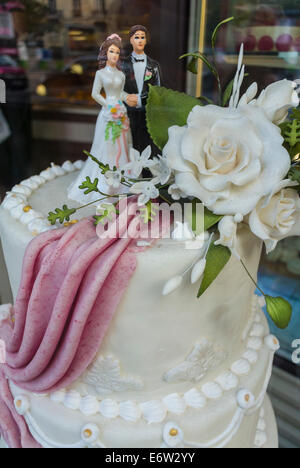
[0,38,300,448]
[0,162,279,448]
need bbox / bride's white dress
[68,66,132,204]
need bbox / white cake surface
[0,164,279,448]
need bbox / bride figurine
[68,34,135,204]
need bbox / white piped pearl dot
[81,424,100,444]
[14,396,30,415]
[236,389,255,409]
[264,335,280,351]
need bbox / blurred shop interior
[0,0,299,447]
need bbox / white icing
[62,161,76,173]
[164,339,227,383]
[50,390,66,403]
[30,175,46,186]
[1,161,84,236]
[50,163,66,177]
[254,430,267,448]
[40,168,56,181]
[21,178,40,191]
[119,401,141,422]
[254,313,262,323]
[140,400,167,424]
[63,390,81,410]
[236,389,255,409]
[257,418,266,432]
[250,323,265,338]
[163,393,186,414]
[162,422,184,448]
[264,335,280,351]
[12,184,32,196]
[19,210,44,226]
[215,371,239,391]
[258,296,266,308]
[247,337,263,351]
[2,196,24,210]
[8,346,276,448]
[81,354,144,396]
[79,396,99,415]
[81,423,101,444]
[14,395,30,415]
[99,399,119,419]
[25,295,274,427]
[201,382,223,400]
[74,160,84,170]
[10,203,26,220]
[231,359,251,376]
[27,218,51,235]
[242,349,258,365]
[183,388,206,408]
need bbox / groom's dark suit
[122,55,162,155]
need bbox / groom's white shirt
[132,51,147,108]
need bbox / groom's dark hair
[129,25,148,38]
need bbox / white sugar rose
[164,104,291,216]
[249,181,300,253]
[254,79,299,125]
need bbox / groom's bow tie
[132,57,145,63]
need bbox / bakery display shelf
[224,53,300,69]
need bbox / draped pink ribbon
[0,198,171,448]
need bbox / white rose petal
[249,181,300,253]
[254,79,299,125]
[164,103,291,217]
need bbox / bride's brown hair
[98,34,123,70]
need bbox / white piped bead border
[1,161,84,236]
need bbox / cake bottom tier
[0,395,277,449]
[1,304,279,449]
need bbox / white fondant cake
[0,163,279,448]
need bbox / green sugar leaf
[265,296,292,330]
[185,201,223,236]
[204,208,223,232]
[288,165,300,191]
[146,85,200,150]
[48,205,76,225]
[284,119,300,148]
[198,243,231,297]
[83,151,110,174]
[79,177,99,194]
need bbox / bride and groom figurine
[68,26,162,204]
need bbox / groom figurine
[123,25,162,155]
